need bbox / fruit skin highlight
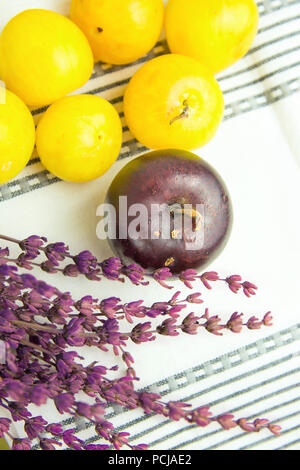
[0,9,94,108]
[124,54,224,151]
[0,87,35,184]
[165,0,259,74]
[106,149,233,274]
[70,0,164,65]
[36,95,122,183]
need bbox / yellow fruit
[0,87,35,184]
[124,54,224,151]
[70,0,164,65]
[36,95,122,183]
[0,9,94,108]
[165,0,259,74]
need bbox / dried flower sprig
[0,234,257,295]
[0,239,279,450]
[0,258,271,353]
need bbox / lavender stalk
[0,238,280,450]
[0,234,258,295]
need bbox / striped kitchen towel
[7,323,300,450]
[0,0,300,450]
[1,0,300,202]
[66,323,300,451]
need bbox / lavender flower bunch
[0,234,258,295]
[0,235,281,450]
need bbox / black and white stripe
[30,323,300,450]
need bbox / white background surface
[0,0,299,388]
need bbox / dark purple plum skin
[105,149,233,274]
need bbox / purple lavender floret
[0,233,280,450]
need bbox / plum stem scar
[169,99,190,125]
[170,207,203,231]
